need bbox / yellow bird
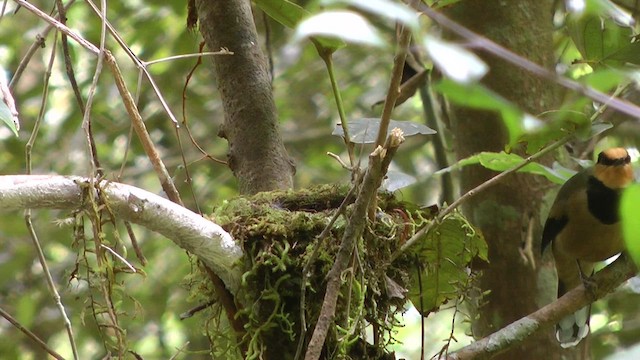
[541,147,634,347]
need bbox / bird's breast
[553,190,624,262]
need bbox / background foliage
[2,0,640,359]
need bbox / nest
[194,184,485,359]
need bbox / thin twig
[55,0,103,176]
[54,0,84,112]
[0,306,65,360]
[25,29,57,173]
[304,130,405,360]
[181,43,228,165]
[83,0,177,124]
[9,0,77,90]
[327,152,352,170]
[420,72,454,204]
[124,221,147,265]
[144,51,232,66]
[80,0,106,178]
[294,184,359,360]
[21,28,79,359]
[85,0,229,127]
[100,244,136,272]
[319,51,356,167]
[375,25,412,148]
[168,341,191,360]
[369,25,411,219]
[202,265,248,357]
[411,2,640,120]
[15,0,99,54]
[104,51,184,204]
[174,100,200,213]
[25,214,79,359]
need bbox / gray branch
[0,175,242,292]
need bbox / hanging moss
[190,184,484,359]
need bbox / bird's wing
[541,215,568,254]
[540,170,590,254]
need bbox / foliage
[621,185,640,266]
[438,151,572,185]
[2,0,640,358]
[408,212,487,316]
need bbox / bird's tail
[556,305,591,348]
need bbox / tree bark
[443,1,580,359]
[195,0,294,195]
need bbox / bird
[541,147,634,348]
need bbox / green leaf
[622,184,640,266]
[582,0,634,28]
[576,121,613,141]
[322,0,419,30]
[295,11,384,47]
[434,80,523,144]
[254,0,308,28]
[427,0,462,8]
[254,0,345,51]
[581,68,626,92]
[408,212,487,315]
[424,36,488,84]
[568,10,638,67]
[0,95,19,137]
[332,118,436,144]
[437,152,570,184]
[382,170,416,192]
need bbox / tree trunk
[444,1,585,359]
[195,0,294,195]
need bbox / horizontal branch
[448,256,637,359]
[0,175,242,292]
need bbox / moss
[196,184,435,359]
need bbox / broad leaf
[581,68,627,91]
[424,36,488,84]
[434,80,523,144]
[255,0,345,51]
[0,101,19,137]
[568,3,638,67]
[332,118,436,144]
[254,0,307,28]
[622,184,640,266]
[295,11,384,47]
[437,151,571,184]
[0,78,19,137]
[408,212,487,315]
[382,170,416,192]
[322,0,419,30]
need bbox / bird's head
[594,147,634,189]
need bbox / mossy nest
[204,184,428,359]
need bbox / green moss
[190,184,480,359]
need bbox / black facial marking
[597,152,630,166]
[587,176,620,224]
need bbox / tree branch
[447,256,637,359]
[0,175,242,292]
[305,129,405,360]
[194,0,295,194]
